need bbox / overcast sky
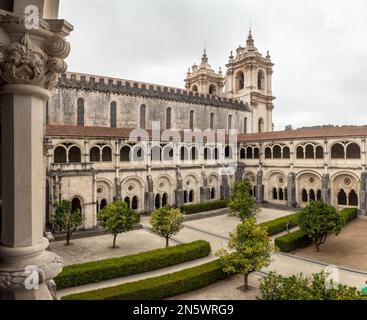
[59,0,367,131]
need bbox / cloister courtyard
[52,207,367,300]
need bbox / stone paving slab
[50,229,167,266]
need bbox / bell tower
[224,31,275,133]
[185,49,224,96]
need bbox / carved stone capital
[0,12,72,93]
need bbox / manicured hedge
[275,208,359,253]
[181,200,228,215]
[274,230,311,253]
[340,208,358,225]
[62,260,226,300]
[260,213,299,236]
[55,240,211,290]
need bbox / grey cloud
[59,0,367,131]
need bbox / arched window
[211,188,216,200]
[102,147,112,162]
[283,147,290,159]
[204,148,211,160]
[155,194,161,209]
[273,145,282,159]
[349,190,358,206]
[140,104,146,129]
[258,118,264,133]
[279,188,284,201]
[246,147,253,159]
[120,146,131,162]
[243,117,248,134]
[258,70,265,90]
[337,189,347,205]
[184,191,188,204]
[151,146,162,161]
[225,146,233,159]
[132,197,138,210]
[132,147,145,162]
[77,98,85,127]
[189,190,194,203]
[90,147,101,162]
[71,197,82,214]
[166,108,172,130]
[331,144,345,159]
[110,102,117,128]
[316,146,324,159]
[54,147,67,164]
[210,113,214,130]
[284,188,288,201]
[191,147,198,161]
[272,188,278,200]
[213,148,219,160]
[254,148,260,159]
[189,110,194,130]
[162,193,168,207]
[317,190,322,201]
[253,186,257,198]
[180,146,189,161]
[346,143,361,159]
[236,71,245,91]
[209,84,217,95]
[192,85,198,92]
[124,197,131,208]
[297,146,304,159]
[228,115,232,131]
[100,199,107,211]
[305,145,315,159]
[240,148,246,159]
[163,146,174,161]
[309,190,316,202]
[69,146,81,163]
[302,189,308,203]
[265,147,272,159]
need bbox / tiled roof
[238,126,367,142]
[46,125,367,142]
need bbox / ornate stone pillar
[144,175,155,214]
[114,177,122,201]
[287,173,297,208]
[174,167,184,208]
[220,173,230,200]
[255,170,264,203]
[360,172,367,216]
[200,172,210,203]
[0,2,72,300]
[322,174,331,204]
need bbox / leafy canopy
[228,180,259,221]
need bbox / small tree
[150,206,184,248]
[228,180,259,222]
[53,200,85,246]
[259,271,365,300]
[216,218,274,291]
[298,200,343,252]
[98,201,140,249]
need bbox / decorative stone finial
[246,29,254,48]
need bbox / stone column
[220,174,230,200]
[174,167,184,208]
[322,174,330,204]
[255,170,264,203]
[144,175,155,214]
[0,2,72,300]
[200,172,210,203]
[360,172,367,216]
[114,177,122,201]
[287,173,297,208]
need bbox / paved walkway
[56,208,367,299]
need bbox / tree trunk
[113,234,117,248]
[66,230,71,246]
[315,241,320,252]
[244,273,249,290]
[166,236,169,248]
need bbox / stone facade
[43,31,367,231]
